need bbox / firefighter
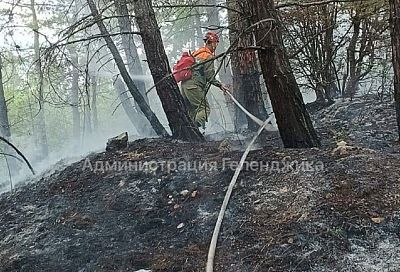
[181,31,229,129]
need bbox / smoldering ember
[0,0,400,272]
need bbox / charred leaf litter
[1,97,400,272]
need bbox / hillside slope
[0,98,399,272]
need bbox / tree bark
[0,55,11,139]
[244,0,320,148]
[227,0,266,131]
[390,0,400,140]
[344,14,361,98]
[132,0,203,141]
[227,0,248,130]
[31,0,49,158]
[87,0,168,137]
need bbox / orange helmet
[204,31,220,43]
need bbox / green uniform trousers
[181,82,210,128]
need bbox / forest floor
[1,97,400,272]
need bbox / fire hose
[206,90,274,272]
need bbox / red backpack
[173,52,196,83]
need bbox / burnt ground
[1,97,400,272]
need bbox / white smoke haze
[0,0,365,193]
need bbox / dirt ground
[0,97,400,272]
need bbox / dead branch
[0,136,35,175]
[153,4,244,15]
[276,0,361,9]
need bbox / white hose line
[206,115,273,272]
[225,90,265,127]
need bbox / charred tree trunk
[87,0,168,137]
[243,72,265,131]
[390,0,400,140]
[227,0,267,131]
[227,0,248,130]
[132,0,203,141]
[0,55,11,139]
[245,0,320,148]
[344,15,361,98]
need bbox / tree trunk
[243,72,265,131]
[227,0,267,131]
[0,55,11,139]
[114,77,152,134]
[344,15,360,98]
[227,0,247,130]
[245,0,320,148]
[0,55,20,176]
[206,0,219,28]
[84,91,92,137]
[323,5,339,101]
[132,0,203,141]
[194,8,204,47]
[206,0,232,85]
[87,0,168,137]
[91,75,98,132]
[390,0,400,140]
[83,69,92,138]
[70,52,81,143]
[114,75,153,136]
[315,84,326,102]
[115,0,147,99]
[31,0,48,158]
[115,0,154,135]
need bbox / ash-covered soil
[1,97,400,272]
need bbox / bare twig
[276,0,360,9]
[153,4,244,15]
[0,136,35,175]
